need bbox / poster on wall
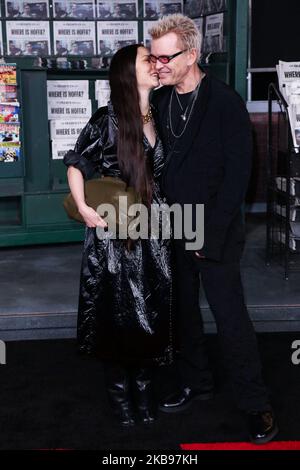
[6,21,50,56]
[53,21,96,55]
[47,80,89,101]
[184,0,204,17]
[184,0,226,17]
[97,1,138,19]
[5,0,49,19]
[143,20,158,49]
[53,0,95,19]
[202,0,226,15]
[95,79,110,107]
[97,21,138,57]
[193,17,204,52]
[48,99,92,119]
[202,13,224,53]
[51,140,77,159]
[144,0,183,19]
[50,119,87,141]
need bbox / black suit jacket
[151,72,252,263]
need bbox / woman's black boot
[104,363,136,427]
[133,367,156,425]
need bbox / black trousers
[174,241,270,412]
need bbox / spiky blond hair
[148,14,202,61]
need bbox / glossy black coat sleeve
[63,109,107,180]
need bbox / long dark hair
[109,44,153,207]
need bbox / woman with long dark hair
[63,44,174,426]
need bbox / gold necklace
[141,108,153,124]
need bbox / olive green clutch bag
[63,176,140,225]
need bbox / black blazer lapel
[151,86,171,138]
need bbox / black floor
[0,333,299,450]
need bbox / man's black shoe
[159,387,214,413]
[247,410,279,444]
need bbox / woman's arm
[67,165,107,228]
[64,109,109,228]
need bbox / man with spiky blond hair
[149,14,278,444]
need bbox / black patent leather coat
[64,102,174,365]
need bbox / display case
[266,83,300,279]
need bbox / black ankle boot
[133,367,156,425]
[104,363,136,427]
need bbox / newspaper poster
[5,0,49,18]
[97,1,138,20]
[48,99,92,119]
[53,1,95,19]
[144,0,183,19]
[0,142,21,162]
[6,21,50,56]
[95,79,110,107]
[50,119,87,141]
[143,21,158,49]
[0,64,17,85]
[277,61,300,151]
[202,13,224,53]
[47,80,89,101]
[194,17,204,48]
[184,0,204,17]
[277,61,300,102]
[97,21,138,57]
[0,104,20,123]
[53,21,96,55]
[51,140,76,159]
[202,0,226,15]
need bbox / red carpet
[181,441,300,451]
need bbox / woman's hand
[66,166,107,228]
[78,203,107,228]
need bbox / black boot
[104,363,136,427]
[133,367,156,425]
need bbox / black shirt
[162,89,196,152]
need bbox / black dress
[63,102,174,366]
